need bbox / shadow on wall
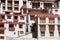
[31,23,38,38]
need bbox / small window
[49,18,54,23]
[7,16,11,19]
[55,10,58,12]
[9,24,14,28]
[14,7,18,11]
[20,16,24,20]
[59,32,60,36]
[58,25,60,31]
[50,32,54,36]
[14,16,18,19]
[0,24,4,27]
[23,1,26,5]
[20,31,23,34]
[0,15,5,19]
[58,18,60,23]
[30,15,35,20]
[19,24,23,28]
[41,31,45,36]
[40,18,46,23]
[40,25,46,31]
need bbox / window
[40,18,46,23]
[19,24,23,28]
[40,25,46,31]
[0,15,5,19]
[9,24,14,28]
[14,16,18,20]
[0,36,4,39]
[58,25,60,31]
[23,1,26,5]
[58,25,60,36]
[50,32,54,36]
[14,7,18,11]
[23,9,26,14]
[44,3,52,9]
[49,25,54,36]
[7,16,11,19]
[49,18,54,23]
[55,10,58,12]
[20,31,23,34]
[41,31,45,36]
[0,24,4,27]
[32,3,40,9]
[40,25,45,36]
[20,16,24,20]
[30,15,35,20]
[59,32,60,36]
[49,25,54,31]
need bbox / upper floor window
[20,16,24,20]
[32,3,40,9]
[40,18,46,23]
[49,18,54,23]
[9,24,14,28]
[30,15,35,20]
[14,16,18,20]
[7,16,11,19]
[44,3,52,9]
